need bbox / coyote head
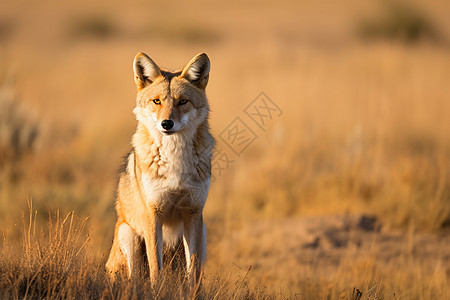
[132,52,211,136]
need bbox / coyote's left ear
[133,52,161,90]
[180,53,210,89]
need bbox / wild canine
[106,52,215,287]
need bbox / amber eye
[152,99,161,105]
[179,99,189,105]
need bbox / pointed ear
[133,52,161,90]
[180,53,210,89]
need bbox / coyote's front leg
[116,223,146,277]
[144,209,163,285]
[183,212,207,287]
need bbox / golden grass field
[1,0,450,298]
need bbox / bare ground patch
[215,214,450,297]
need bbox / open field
[1,0,450,298]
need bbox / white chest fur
[139,133,211,217]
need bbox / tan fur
[106,52,214,287]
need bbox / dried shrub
[0,19,14,42]
[66,15,118,41]
[144,23,222,44]
[0,77,40,165]
[356,2,440,44]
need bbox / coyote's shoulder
[106,52,214,287]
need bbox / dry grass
[1,0,450,298]
[0,202,264,299]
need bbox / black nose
[161,119,174,130]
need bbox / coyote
[106,52,215,286]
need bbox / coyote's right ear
[133,52,161,90]
[180,53,210,90]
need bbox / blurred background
[1,0,449,297]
